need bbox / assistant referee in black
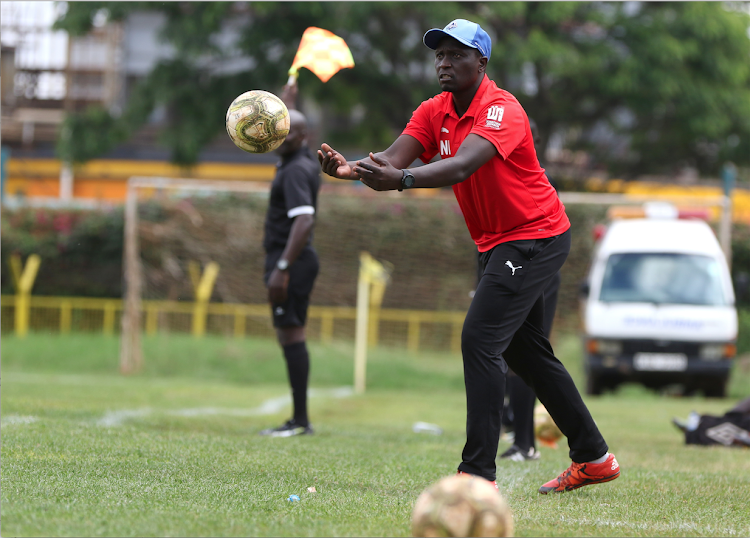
[259,95,322,437]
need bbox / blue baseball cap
[423,19,492,60]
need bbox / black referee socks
[282,341,310,427]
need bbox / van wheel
[703,377,728,398]
[586,373,603,395]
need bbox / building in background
[0,1,275,205]
[1,2,123,149]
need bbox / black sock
[282,341,310,426]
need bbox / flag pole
[287,67,298,87]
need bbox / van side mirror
[579,280,590,298]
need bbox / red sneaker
[457,470,499,490]
[538,453,620,494]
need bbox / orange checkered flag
[287,27,355,84]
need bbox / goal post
[119,176,270,374]
[120,176,394,390]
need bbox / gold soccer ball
[534,404,563,449]
[411,474,513,537]
[225,90,290,153]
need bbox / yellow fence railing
[0,295,466,354]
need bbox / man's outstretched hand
[318,143,358,180]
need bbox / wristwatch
[399,169,416,191]
[276,258,289,271]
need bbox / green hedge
[1,206,124,297]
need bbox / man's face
[434,37,485,93]
[275,113,305,156]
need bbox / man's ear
[478,56,487,73]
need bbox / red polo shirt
[402,74,569,252]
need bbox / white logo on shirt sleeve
[485,105,505,130]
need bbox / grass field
[3,332,750,537]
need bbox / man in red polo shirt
[318,18,620,494]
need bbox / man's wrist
[399,169,416,191]
[343,161,357,180]
[276,258,290,271]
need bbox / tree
[54,2,750,177]
[477,2,750,176]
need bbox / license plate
[633,353,688,371]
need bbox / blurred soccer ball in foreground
[411,474,513,537]
[226,90,290,153]
[534,403,563,448]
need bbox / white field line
[97,386,354,427]
[97,408,153,427]
[1,415,38,426]
[4,372,210,388]
[559,514,745,537]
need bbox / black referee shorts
[264,247,319,328]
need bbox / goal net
[120,176,478,373]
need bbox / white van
[581,205,738,397]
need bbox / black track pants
[458,229,608,481]
[508,270,561,452]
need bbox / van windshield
[599,253,728,306]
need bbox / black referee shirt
[263,146,322,253]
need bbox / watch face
[404,174,415,188]
[277,259,289,271]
